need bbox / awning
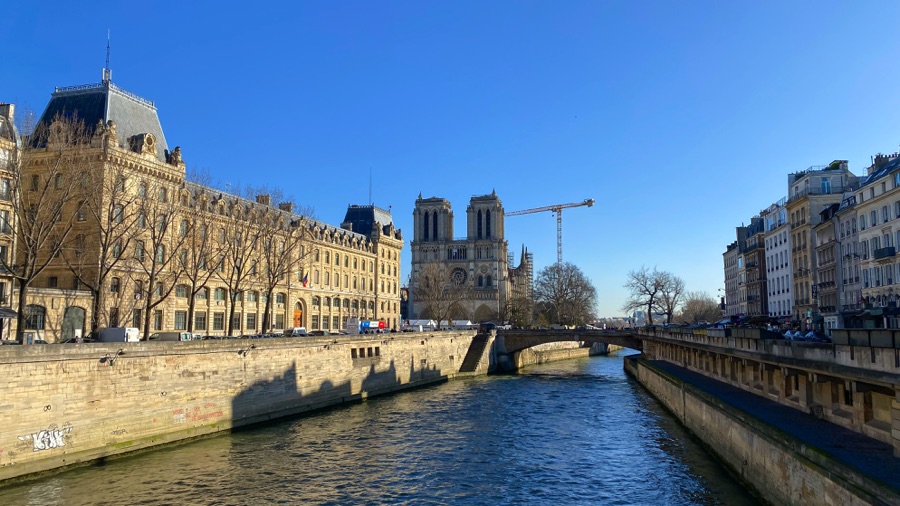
[0,307,17,319]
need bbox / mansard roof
[342,204,394,234]
[33,79,168,162]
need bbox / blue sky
[6,1,900,317]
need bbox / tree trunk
[15,279,28,342]
[90,287,102,335]
[227,294,237,337]
[262,289,274,333]
[187,297,196,333]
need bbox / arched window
[432,212,438,240]
[110,277,120,293]
[486,275,492,287]
[333,297,340,307]
[277,293,286,304]
[485,210,491,238]
[423,211,430,241]
[158,187,167,203]
[312,296,320,307]
[25,305,46,330]
[477,275,483,287]
[214,288,226,301]
[477,210,483,239]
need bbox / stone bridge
[497,329,643,355]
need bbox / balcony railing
[874,246,896,260]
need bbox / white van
[98,327,141,342]
[284,327,309,337]
[148,332,192,342]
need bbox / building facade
[763,198,793,319]
[408,191,532,324]
[6,72,403,341]
[786,162,859,329]
[0,104,18,338]
[853,154,900,329]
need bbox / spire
[102,30,112,84]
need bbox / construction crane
[507,198,595,270]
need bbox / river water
[0,352,759,505]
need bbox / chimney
[255,194,271,206]
[278,202,293,213]
[0,103,14,124]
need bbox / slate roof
[342,205,394,234]
[0,113,16,143]
[862,156,900,186]
[33,81,168,162]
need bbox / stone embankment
[625,355,900,506]
[0,332,488,483]
[0,331,595,484]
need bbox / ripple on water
[0,355,759,506]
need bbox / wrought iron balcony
[874,246,896,260]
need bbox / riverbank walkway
[643,358,900,495]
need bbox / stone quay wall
[625,356,893,506]
[0,331,491,484]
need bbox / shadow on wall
[230,349,448,432]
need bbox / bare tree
[622,266,665,325]
[678,291,722,324]
[5,114,93,341]
[63,161,140,334]
[533,262,597,326]
[218,199,263,337]
[257,203,314,333]
[133,180,188,340]
[174,189,223,334]
[414,263,470,330]
[498,292,533,328]
[656,271,686,324]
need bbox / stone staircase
[458,334,490,372]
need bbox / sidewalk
[647,359,900,492]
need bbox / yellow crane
[507,198,595,270]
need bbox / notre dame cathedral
[409,191,533,324]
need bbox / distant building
[408,191,532,324]
[786,161,858,328]
[763,197,793,319]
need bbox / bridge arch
[498,330,643,355]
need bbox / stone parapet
[0,332,483,484]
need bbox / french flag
[302,273,309,288]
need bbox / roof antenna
[102,30,112,84]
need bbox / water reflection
[0,353,759,505]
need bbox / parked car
[309,330,330,336]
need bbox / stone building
[0,104,18,338]
[7,71,402,341]
[763,198,793,319]
[786,161,858,329]
[722,240,740,318]
[852,153,900,329]
[408,191,532,324]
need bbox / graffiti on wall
[18,423,72,452]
